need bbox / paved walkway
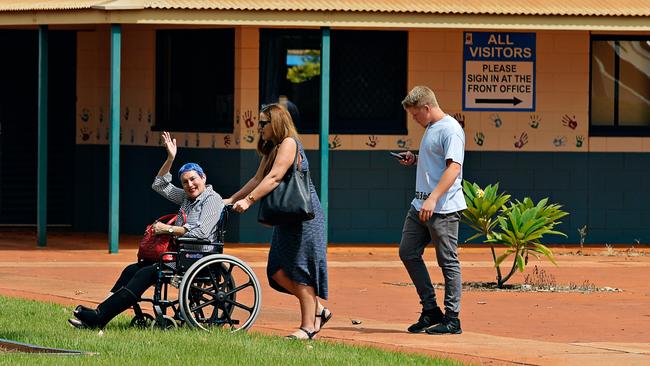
[1,232,650,365]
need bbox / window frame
[590,35,650,137]
[259,28,408,135]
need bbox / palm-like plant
[488,198,568,287]
[462,181,511,282]
[462,181,569,288]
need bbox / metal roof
[1,0,650,17]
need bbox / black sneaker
[407,307,444,333]
[425,316,462,335]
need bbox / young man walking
[396,86,466,334]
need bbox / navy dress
[266,140,328,299]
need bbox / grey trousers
[399,206,462,316]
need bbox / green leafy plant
[462,181,569,288]
[462,181,510,283]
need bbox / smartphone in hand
[389,151,406,160]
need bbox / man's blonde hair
[401,86,439,109]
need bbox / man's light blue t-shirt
[411,115,467,214]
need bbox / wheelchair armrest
[175,237,210,245]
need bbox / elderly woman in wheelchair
[69,132,261,331]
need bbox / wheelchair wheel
[179,254,261,332]
[151,315,178,330]
[130,313,155,329]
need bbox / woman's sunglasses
[259,119,271,128]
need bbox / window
[259,29,321,133]
[330,30,407,134]
[259,29,408,135]
[591,36,650,136]
[155,29,235,133]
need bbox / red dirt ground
[1,231,650,365]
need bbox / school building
[1,1,649,249]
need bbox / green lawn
[0,296,464,366]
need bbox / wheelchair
[130,205,262,332]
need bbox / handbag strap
[289,138,301,175]
[158,208,186,225]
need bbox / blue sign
[463,32,536,111]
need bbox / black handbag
[258,144,316,226]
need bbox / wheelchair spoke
[225,280,253,296]
[190,298,217,313]
[190,284,218,298]
[206,267,223,290]
[224,298,253,313]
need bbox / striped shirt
[152,173,224,244]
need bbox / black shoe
[70,288,138,329]
[407,307,444,333]
[425,316,462,335]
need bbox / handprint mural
[562,114,577,130]
[514,132,528,149]
[474,132,485,146]
[243,110,255,128]
[329,135,342,149]
[365,135,378,148]
[452,113,465,129]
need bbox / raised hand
[162,131,177,159]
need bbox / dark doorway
[0,30,76,226]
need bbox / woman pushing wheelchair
[227,104,330,340]
[68,131,224,329]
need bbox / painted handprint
[224,135,231,147]
[138,108,143,122]
[562,114,578,130]
[130,129,135,144]
[147,109,152,124]
[244,129,255,143]
[397,138,412,149]
[452,113,465,129]
[529,114,541,129]
[243,110,255,128]
[576,135,584,148]
[79,108,90,123]
[211,135,216,148]
[365,135,378,148]
[96,128,101,141]
[489,113,503,128]
[99,107,104,124]
[123,107,129,121]
[145,131,150,144]
[195,133,200,147]
[80,127,92,141]
[553,136,567,147]
[474,132,485,146]
[329,135,342,149]
[514,132,528,149]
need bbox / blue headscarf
[178,163,205,180]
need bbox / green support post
[320,27,331,243]
[109,24,121,253]
[37,25,48,247]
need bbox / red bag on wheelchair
[137,210,186,262]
